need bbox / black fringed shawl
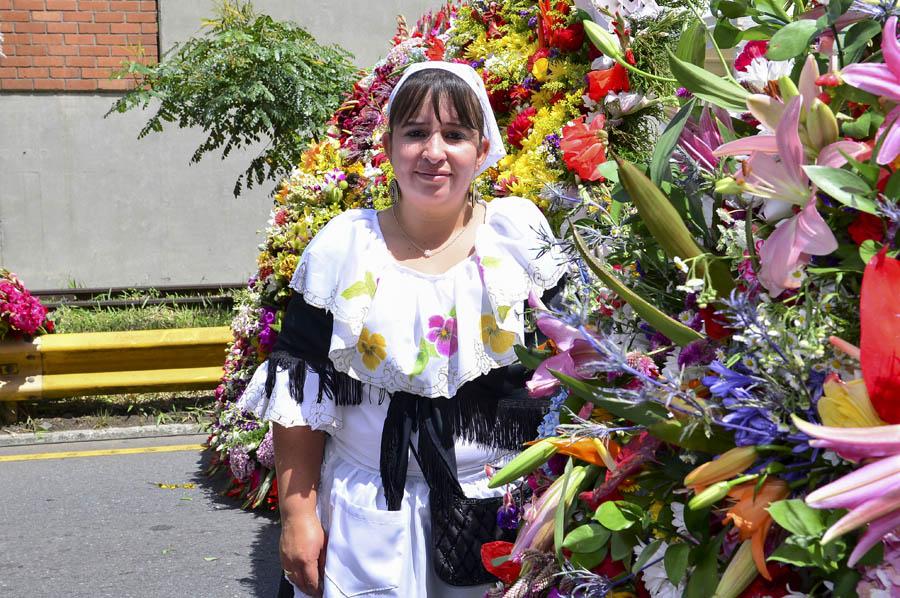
[265,282,563,510]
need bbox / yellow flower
[357,327,387,370]
[684,446,758,488]
[531,57,549,81]
[481,314,516,354]
[818,375,886,427]
[276,253,299,281]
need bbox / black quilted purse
[428,483,517,586]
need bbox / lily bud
[778,75,800,102]
[688,480,732,510]
[685,446,758,487]
[583,20,623,60]
[488,439,559,488]
[807,99,840,152]
[713,541,758,598]
[715,176,743,196]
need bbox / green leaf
[664,543,690,586]
[842,19,881,60]
[668,52,750,112]
[714,18,744,49]
[717,0,749,18]
[803,165,878,214]
[570,548,607,570]
[767,499,826,537]
[842,111,883,140]
[884,170,900,201]
[859,239,880,266]
[610,532,634,563]
[596,160,620,183]
[562,523,611,553]
[594,501,637,531]
[766,20,819,60]
[513,345,551,370]
[676,20,707,67]
[685,533,723,598]
[769,542,820,567]
[632,539,664,573]
[572,228,705,347]
[684,505,711,542]
[650,98,696,185]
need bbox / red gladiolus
[586,63,630,102]
[480,541,521,584]
[560,115,608,181]
[848,212,885,245]
[506,106,537,149]
[860,248,900,423]
[425,37,445,61]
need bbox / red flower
[425,37,445,61]
[734,40,768,72]
[848,212,885,245]
[506,106,537,149]
[527,47,551,72]
[480,541,521,585]
[860,248,900,423]
[700,306,732,341]
[586,63,630,102]
[560,115,608,181]
[555,22,585,52]
[482,71,512,113]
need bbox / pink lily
[841,17,900,164]
[677,106,733,172]
[841,17,900,103]
[794,416,900,566]
[526,291,602,398]
[741,55,822,133]
[757,198,838,297]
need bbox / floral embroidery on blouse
[426,307,458,357]
[481,313,516,355]
[357,327,387,370]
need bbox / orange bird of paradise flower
[723,479,790,581]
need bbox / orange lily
[526,436,621,469]
[723,479,790,580]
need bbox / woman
[238,61,567,597]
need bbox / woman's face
[383,93,489,211]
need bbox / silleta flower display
[207,1,900,595]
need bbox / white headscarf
[385,61,506,176]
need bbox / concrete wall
[0,0,436,289]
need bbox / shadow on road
[193,447,284,598]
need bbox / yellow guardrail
[0,327,231,404]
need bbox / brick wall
[0,0,158,91]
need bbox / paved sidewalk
[0,434,284,598]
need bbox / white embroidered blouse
[287,195,568,400]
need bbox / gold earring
[389,179,400,203]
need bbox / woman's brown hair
[387,68,485,140]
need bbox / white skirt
[239,362,509,598]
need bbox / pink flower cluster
[0,271,52,339]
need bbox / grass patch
[51,303,233,333]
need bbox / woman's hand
[281,514,327,596]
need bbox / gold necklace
[391,204,472,259]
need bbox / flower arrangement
[0,270,53,341]
[474,2,900,596]
[206,0,684,511]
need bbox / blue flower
[702,361,757,398]
[722,407,779,446]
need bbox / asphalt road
[0,435,284,598]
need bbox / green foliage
[106,1,357,197]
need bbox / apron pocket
[323,487,406,597]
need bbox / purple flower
[702,361,756,399]
[228,446,255,482]
[528,15,538,27]
[496,493,520,531]
[677,339,716,367]
[722,407,779,446]
[676,87,693,98]
[256,429,275,469]
[426,314,458,357]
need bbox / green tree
[107,1,357,197]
